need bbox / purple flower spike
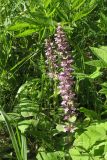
[45,39,57,79]
[55,24,76,132]
[45,24,77,134]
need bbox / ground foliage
[0,0,107,159]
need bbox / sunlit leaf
[90,46,107,64]
[16,29,36,37]
[8,23,30,31]
[85,60,107,68]
[56,124,64,132]
[69,121,107,159]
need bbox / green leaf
[0,110,23,160]
[20,105,38,117]
[56,124,64,132]
[8,23,30,31]
[70,121,107,159]
[73,72,88,81]
[21,135,27,160]
[90,46,107,64]
[47,151,65,160]
[0,114,4,122]
[99,82,107,95]
[73,0,97,21]
[57,9,68,21]
[16,29,36,37]
[36,148,65,160]
[79,107,97,119]
[88,67,102,79]
[99,88,107,95]
[98,13,107,32]
[69,115,77,123]
[10,52,36,72]
[72,0,86,11]
[74,121,107,150]
[43,0,51,8]
[85,60,107,68]
[74,67,102,81]
[18,119,38,133]
[69,148,89,160]
[101,82,107,87]
[104,142,107,159]
[18,99,39,117]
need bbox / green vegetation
[0,0,107,159]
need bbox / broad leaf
[90,46,107,64]
[85,60,107,68]
[36,148,65,160]
[69,121,107,159]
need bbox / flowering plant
[45,24,77,132]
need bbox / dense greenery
[0,0,107,159]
